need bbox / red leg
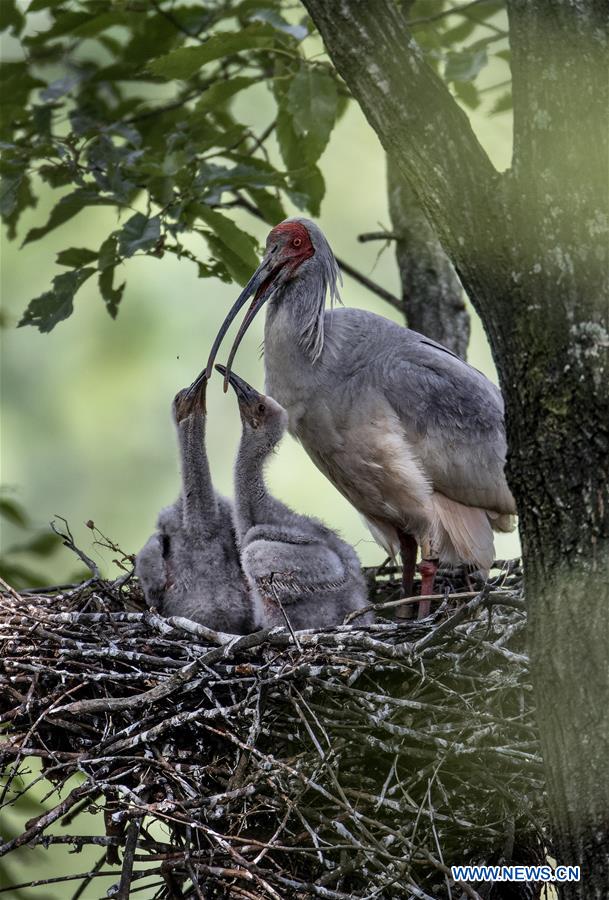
[397,532,418,619]
[417,558,439,618]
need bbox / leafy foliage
[0,0,511,332]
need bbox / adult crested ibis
[206,218,516,614]
[216,364,370,630]
[135,374,252,634]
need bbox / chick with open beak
[217,364,371,631]
[216,364,287,447]
[172,369,208,424]
[135,371,252,634]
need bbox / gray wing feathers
[323,310,515,515]
[244,538,348,603]
[241,525,370,629]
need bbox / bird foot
[417,558,439,618]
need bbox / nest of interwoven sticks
[0,560,549,900]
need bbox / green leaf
[203,233,251,286]
[98,233,119,270]
[56,247,99,267]
[23,190,116,246]
[196,205,259,283]
[440,19,477,46]
[0,174,23,217]
[289,165,325,217]
[0,498,29,528]
[246,187,286,225]
[197,158,284,194]
[148,25,276,80]
[0,0,25,36]
[0,173,37,240]
[195,76,257,112]
[117,213,161,257]
[335,90,350,123]
[445,49,488,83]
[98,236,125,318]
[490,91,513,116]
[0,63,45,139]
[287,66,338,164]
[99,266,125,319]
[275,105,300,170]
[38,164,74,188]
[454,80,480,110]
[19,268,95,332]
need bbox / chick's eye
[292,237,302,248]
[257,403,266,414]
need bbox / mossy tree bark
[301,0,609,894]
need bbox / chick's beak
[175,372,207,422]
[214,364,261,407]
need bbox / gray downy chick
[216,364,371,631]
[135,373,252,634]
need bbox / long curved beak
[215,364,261,405]
[205,251,282,390]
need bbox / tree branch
[300,0,501,308]
[387,156,470,357]
[405,0,494,28]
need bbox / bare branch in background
[387,157,470,358]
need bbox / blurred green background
[0,74,518,585]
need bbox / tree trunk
[302,0,609,894]
[387,157,470,357]
[503,4,609,895]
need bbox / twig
[0,576,22,602]
[114,815,143,900]
[357,231,399,242]
[51,516,100,580]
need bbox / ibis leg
[397,531,418,619]
[417,557,439,618]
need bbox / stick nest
[0,562,549,899]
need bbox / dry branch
[0,562,549,899]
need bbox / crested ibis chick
[135,374,251,634]
[206,218,516,617]
[216,365,371,631]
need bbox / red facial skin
[252,221,315,301]
[268,221,315,276]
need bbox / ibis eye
[257,403,266,414]
[293,237,302,248]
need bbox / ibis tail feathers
[430,492,496,574]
